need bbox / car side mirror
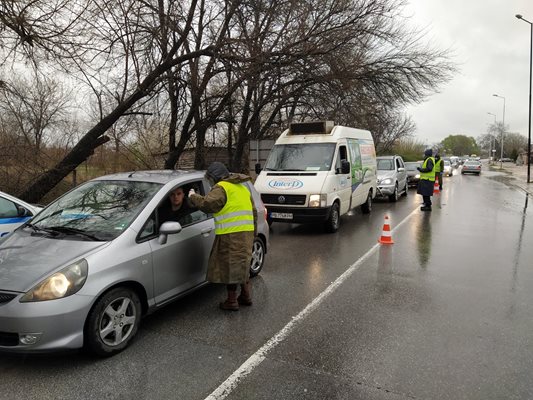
[158,221,182,245]
[339,159,350,174]
[397,167,405,172]
[255,163,262,175]
[16,206,30,217]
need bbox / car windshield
[405,163,420,171]
[30,180,162,241]
[464,161,480,166]
[444,161,451,166]
[264,143,336,171]
[377,159,394,170]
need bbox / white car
[0,190,43,238]
[443,160,453,177]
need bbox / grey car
[0,170,268,356]
[376,155,408,201]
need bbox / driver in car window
[158,186,196,227]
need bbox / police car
[0,190,43,238]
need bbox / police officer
[188,162,257,311]
[434,153,443,190]
[417,149,436,211]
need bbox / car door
[396,157,407,191]
[139,180,215,305]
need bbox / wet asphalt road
[1,164,532,400]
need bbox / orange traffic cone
[378,215,394,244]
[433,180,440,195]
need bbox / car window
[377,159,394,170]
[0,197,19,218]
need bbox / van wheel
[325,202,340,233]
[389,183,399,202]
[402,182,408,196]
[84,288,141,357]
[361,191,372,214]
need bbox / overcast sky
[403,0,533,147]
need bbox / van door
[347,139,364,206]
[333,144,351,215]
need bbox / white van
[254,121,377,233]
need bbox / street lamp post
[516,14,532,184]
[493,94,506,169]
[488,112,497,164]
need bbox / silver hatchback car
[0,170,268,356]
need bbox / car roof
[93,170,205,184]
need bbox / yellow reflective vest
[420,157,436,182]
[434,158,443,173]
[214,181,254,235]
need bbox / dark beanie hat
[424,148,433,157]
[206,162,230,183]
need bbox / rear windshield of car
[30,180,162,240]
[405,163,420,171]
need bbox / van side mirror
[340,159,350,174]
[255,163,262,175]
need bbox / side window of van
[396,158,402,170]
[335,146,348,173]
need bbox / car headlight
[20,259,88,302]
[415,174,420,179]
[381,178,393,185]
[309,194,327,207]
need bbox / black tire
[402,181,408,197]
[388,183,399,202]
[85,287,142,357]
[325,202,340,233]
[250,237,266,277]
[361,191,372,214]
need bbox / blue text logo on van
[268,178,304,190]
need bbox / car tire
[388,183,399,202]
[250,237,266,277]
[402,181,408,196]
[361,191,372,214]
[325,202,340,233]
[85,287,142,357]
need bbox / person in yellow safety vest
[434,153,443,191]
[416,149,436,212]
[188,162,257,311]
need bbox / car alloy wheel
[85,287,141,357]
[250,237,266,277]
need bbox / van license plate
[271,212,293,220]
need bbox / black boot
[220,285,239,311]
[238,281,253,306]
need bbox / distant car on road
[405,161,422,188]
[0,190,42,238]
[443,160,453,177]
[376,155,408,201]
[461,160,482,175]
[498,158,514,163]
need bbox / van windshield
[264,143,336,171]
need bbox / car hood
[0,230,108,292]
[377,171,395,180]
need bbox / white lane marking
[204,208,419,400]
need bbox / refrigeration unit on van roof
[289,121,334,135]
